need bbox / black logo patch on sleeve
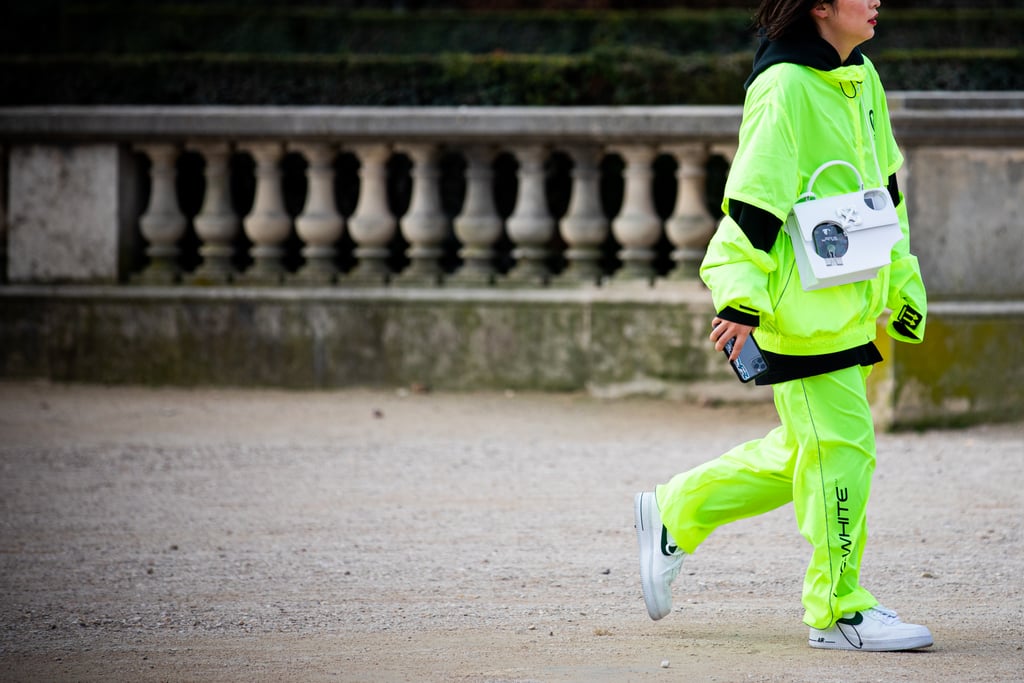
[897,305,929,337]
[896,304,923,332]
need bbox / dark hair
[755,0,836,40]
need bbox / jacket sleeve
[702,81,796,327]
[699,213,778,326]
[885,192,927,343]
[871,71,927,344]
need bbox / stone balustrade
[0,106,748,287]
[6,98,1024,296]
[3,96,1024,296]
[1,96,1023,428]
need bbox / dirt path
[1,381,1021,682]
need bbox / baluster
[712,143,738,197]
[710,142,738,263]
[451,145,502,284]
[292,142,344,284]
[505,145,554,284]
[347,144,396,283]
[397,143,446,284]
[0,145,6,282]
[136,143,186,283]
[609,144,661,283]
[712,144,738,165]
[664,143,714,279]
[558,145,607,284]
[187,142,239,283]
[240,142,291,283]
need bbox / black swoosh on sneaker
[836,612,865,649]
[660,527,678,556]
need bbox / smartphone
[720,329,770,383]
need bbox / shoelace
[866,606,902,624]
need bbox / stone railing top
[887,90,1024,110]
[0,105,742,145]
[1,92,1022,146]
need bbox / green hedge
[3,5,1021,106]
[0,50,745,106]
[875,48,1024,92]
[2,48,1021,106]
[3,8,759,56]
[4,7,1024,56]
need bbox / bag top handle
[797,160,865,203]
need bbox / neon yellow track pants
[656,364,878,629]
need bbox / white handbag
[784,160,901,291]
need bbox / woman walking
[635,0,932,651]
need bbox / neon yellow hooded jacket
[700,54,927,358]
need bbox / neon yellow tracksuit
[656,55,928,629]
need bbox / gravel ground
[0,381,1022,682]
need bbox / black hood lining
[744,30,864,91]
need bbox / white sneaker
[634,491,685,621]
[809,606,934,651]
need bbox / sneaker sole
[809,632,934,651]
[635,492,671,621]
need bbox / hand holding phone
[713,322,770,383]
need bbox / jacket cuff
[717,306,760,327]
[887,303,925,343]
